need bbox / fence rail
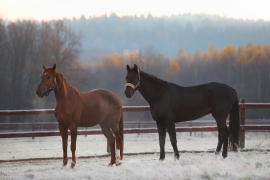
[0,106,151,116]
[1,99,270,149]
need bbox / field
[0,132,270,179]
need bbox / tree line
[0,19,81,123]
[63,13,270,60]
[1,19,270,123]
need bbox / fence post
[138,121,140,136]
[32,124,35,139]
[190,121,192,136]
[240,98,245,149]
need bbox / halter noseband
[39,77,56,96]
[125,69,140,91]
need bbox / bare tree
[0,19,9,110]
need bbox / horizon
[1,0,270,22]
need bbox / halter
[39,77,56,96]
[125,69,140,91]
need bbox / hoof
[116,162,122,166]
[107,162,114,166]
[159,158,165,161]
[115,157,122,166]
[174,156,180,161]
[215,151,220,155]
[70,161,76,168]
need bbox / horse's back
[172,82,235,101]
[82,88,122,112]
[86,88,121,104]
[164,82,236,121]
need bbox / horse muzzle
[125,82,140,98]
[124,86,134,98]
[36,90,45,98]
[36,82,55,98]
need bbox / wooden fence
[1,99,270,150]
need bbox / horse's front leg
[165,119,179,160]
[156,121,166,160]
[58,123,68,166]
[69,123,78,168]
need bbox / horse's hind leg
[100,123,116,166]
[222,127,229,158]
[215,119,229,158]
[216,127,229,158]
[221,127,229,158]
[110,125,123,165]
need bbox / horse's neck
[139,72,168,105]
[54,72,74,104]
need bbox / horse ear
[43,65,47,71]
[126,65,131,71]
[52,64,56,71]
[134,64,140,73]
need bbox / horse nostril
[36,90,44,98]
[125,89,133,98]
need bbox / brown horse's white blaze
[36,64,124,168]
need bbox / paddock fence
[1,98,270,150]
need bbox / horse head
[125,64,140,98]
[36,64,57,98]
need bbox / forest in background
[63,13,270,60]
[1,14,270,123]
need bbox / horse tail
[229,89,240,151]
[119,112,124,160]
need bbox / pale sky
[1,0,270,21]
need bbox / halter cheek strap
[39,78,56,96]
[125,69,140,91]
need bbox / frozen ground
[0,132,270,179]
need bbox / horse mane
[140,71,168,86]
[44,68,74,89]
[55,71,75,88]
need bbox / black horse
[124,64,239,160]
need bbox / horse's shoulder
[167,82,220,94]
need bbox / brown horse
[36,64,123,168]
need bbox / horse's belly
[174,108,211,122]
[78,112,107,127]
[78,120,99,127]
